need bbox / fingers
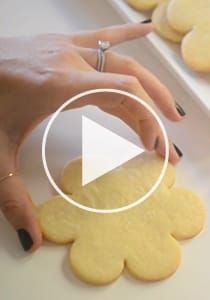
[103,104,156,151]
[139,117,182,163]
[63,70,182,164]
[102,106,180,164]
[102,105,139,137]
[78,48,185,122]
[64,70,160,148]
[71,23,154,48]
[155,134,182,164]
[68,71,153,120]
[0,174,42,252]
[105,52,184,121]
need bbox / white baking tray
[0,1,210,300]
[108,0,210,117]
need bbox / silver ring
[0,172,15,184]
[96,40,111,72]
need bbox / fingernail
[176,103,186,116]
[173,144,183,158]
[17,229,33,251]
[154,137,159,149]
[140,19,152,24]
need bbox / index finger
[71,23,154,48]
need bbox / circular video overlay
[42,89,169,214]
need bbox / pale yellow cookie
[61,155,175,209]
[167,0,210,71]
[39,156,206,285]
[127,0,161,11]
[181,26,210,72]
[152,0,184,43]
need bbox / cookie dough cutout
[152,0,184,43]
[167,0,210,71]
[39,156,206,285]
[181,26,210,72]
[127,0,161,11]
[61,155,175,209]
[167,0,210,33]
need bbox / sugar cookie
[127,0,161,11]
[39,156,205,285]
[167,0,210,71]
[152,0,183,43]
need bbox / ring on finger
[0,172,15,184]
[96,40,111,72]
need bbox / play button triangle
[82,116,145,186]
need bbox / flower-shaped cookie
[127,0,161,11]
[152,0,184,42]
[127,0,184,42]
[167,0,210,71]
[39,156,205,285]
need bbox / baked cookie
[152,0,184,43]
[127,0,161,11]
[39,156,205,285]
[167,0,210,71]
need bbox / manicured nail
[154,137,159,149]
[173,144,183,158]
[140,19,152,24]
[176,103,186,117]
[17,229,33,251]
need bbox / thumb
[0,173,42,252]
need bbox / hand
[0,23,185,252]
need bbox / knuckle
[1,198,22,216]
[36,67,66,88]
[120,75,139,92]
[106,50,116,60]
[59,45,78,60]
[124,56,137,71]
[53,48,67,60]
[33,67,59,90]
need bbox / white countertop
[0,1,210,300]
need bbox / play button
[42,88,169,213]
[82,116,145,186]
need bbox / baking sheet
[108,0,210,117]
[0,1,210,300]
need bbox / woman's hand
[0,23,185,252]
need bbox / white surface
[108,0,210,117]
[0,1,210,300]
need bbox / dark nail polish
[173,144,183,158]
[176,103,186,116]
[17,229,33,251]
[140,19,152,24]
[154,137,159,149]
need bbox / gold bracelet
[0,172,15,184]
